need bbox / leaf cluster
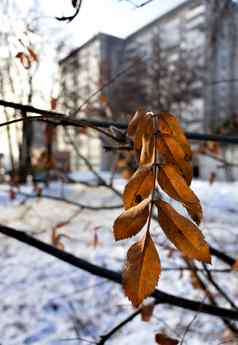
[113,110,211,307]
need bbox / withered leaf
[158,164,202,224]
[123,164,154,209]
[113,198,150,241]
[128,109,146,138]
[156,199,211,263]
[185,202,203,226]
[232,258,238,271]
[50,97,57,111]
[140,135,155,166]
[155,333,179,345]
[134,113,154,151]
[157,135,193,185]
[123,231,161,307]
[159,112,192,160]
[51,228,65,251]
[141,302,155,322]
[16,52,31,69]
[28,47,38,62]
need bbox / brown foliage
[158,164,202,224]
[122,231,161,307]
[123,164,154,209]
[156,199,211,263]
[113,198,150,240]
[155,333,179,345]
[112,110,211,307]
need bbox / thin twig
[202,263,238,310]
[97,309,141,344]
[180,296,207,345]
[186,260,238,334]
[64,128,122,197]
[18,191,122,211]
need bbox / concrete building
[59,0,238,180]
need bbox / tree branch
[97,309,141,344]
[56,0,83,22]
[0,224,238,320]
[18,191,122,211]
[0,99,238,144]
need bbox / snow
[0,178,237,344]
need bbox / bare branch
[97,309,141,344]
[0,224,238,320]
[56,0,83,22]
[18,191,122,211]
[0,99,237,144]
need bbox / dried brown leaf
[158,164,202,224]
[123,164,154,209]
[123,231,161,307]
[155,333,179,345]
[157,135,193,185]
[141,302,155,321]
[185,202,203,226]
[159,112,192,160]
[28,47,38,62]
[113,198,150,241]
[128,109,146,138]
[50,97,57,111]
[140,134,155,166]
[134,113,154,151]
[232,258,238,271]
[16,52,31,69]
[156,199,211,263]
[51,228,65,250]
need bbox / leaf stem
[145,113,158,235]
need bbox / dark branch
[56,0,83,22]
[18,191,122,211]
[0,224,238,320]
[97,309,141,344]
[0,99,238,144]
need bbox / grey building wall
[59,0,238,178]
[204,0,238,131]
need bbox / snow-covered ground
[0,177,237,345]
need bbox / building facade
[59,0,238,180]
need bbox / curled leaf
[123,231,161,307]
[140,135,155,166]
[16,52,31,69]
[51,228,65,250]
[141,302,155,321]
[123,164,154,209]
[134,113,154,151]
[155,199,211,263]
[232,258,238,271]
[159,112,192,160]
[113,198,150,241]
[158,164,202,224]
[157,135,193,185]
[155,333,179,345]
[28,47,38,62]
[50,97,57,111]
[128,109,146,138]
